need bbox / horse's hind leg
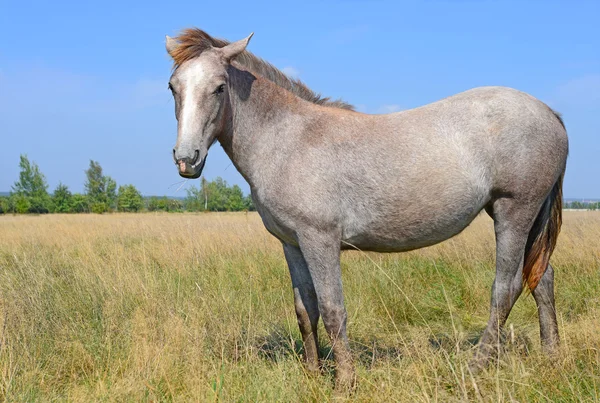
[532,263,560,352]
[471,198,539,371]
[282,243,320,373]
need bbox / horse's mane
[168,28,354,111]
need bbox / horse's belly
[342,200,485,252]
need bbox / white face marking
[172,54,227,166]
[178,60,207,140]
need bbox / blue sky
[1,0,598,198]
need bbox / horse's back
[380,86,567,189]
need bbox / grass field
[0,212,599,401]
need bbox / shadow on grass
[428,329,532,357]
[254,328,303,362]
[254,325,532,372]
[428,332,481,352]
[254,327,404,369]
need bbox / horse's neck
[217,70,306,189]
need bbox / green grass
[1,212,599,401]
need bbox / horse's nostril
[192,149,200,165]
[172,149,177,163]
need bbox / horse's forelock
[168,28,354,111]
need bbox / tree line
[0,155,254,214]
[564,201,600,210]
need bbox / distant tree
[201,176,208,210]
[184,177,252,212]
[168,199,183,212]
[52,183,73,213]
[11,194,31,214]
[184,186,204,212]
[226,184,245,211]
[84,160,117,213]
[11,154,52,213]
[117,185,143,212]
[14,196,29,214]
[243,194,255,211]
[90,202,107,214]
[0,196,11,214]
[106,177,117,211]
[71,193,90,213]
[147,196,160,212]
[147,196,182,212]
[204,177,230,211]
[84,160,105,202]
[570,201,584,209]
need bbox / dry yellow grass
[0,212,599,401]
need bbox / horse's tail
[522,171,564,291]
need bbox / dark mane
[168,28,354,110]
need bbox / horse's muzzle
[176,155,205,179]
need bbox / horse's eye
[214,84,225,95]
[168,83,175,93]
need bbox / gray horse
[165,28,568,390]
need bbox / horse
[165,28,568,390]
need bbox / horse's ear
[221,33,253,62]
[166,35,178,56]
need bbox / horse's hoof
[304,361,320,376]
[334,369,357,395]
[468,360,484,375]
[468,352,489,375]
[541,340,560,357]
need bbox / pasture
[0,212,598,401]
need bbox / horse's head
[166,33,253,178]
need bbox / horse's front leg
[282,243,320,373]
[296,230,355,391]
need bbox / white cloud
[281,66,300,78]
[355,104,368,113]
[556,74,600,106]
[377,104,403,114]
